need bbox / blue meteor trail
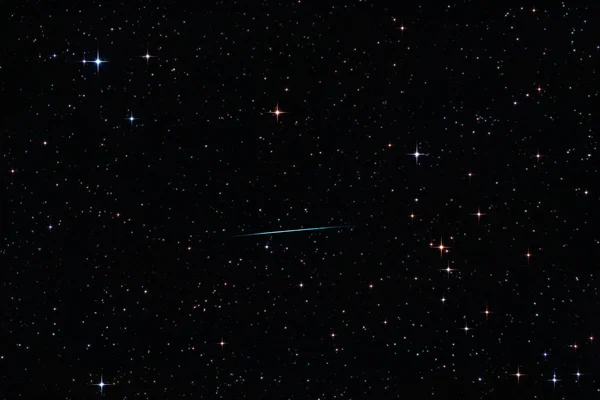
[234,225,351,237]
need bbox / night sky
[2,2,598,399]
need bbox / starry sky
[2,2,598,399]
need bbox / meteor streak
[234,225,351,237]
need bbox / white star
[141,46,155,65]
[93,48,108,73]
[125,112,137,126]
[90,374,112,394]
[549,370,560,389]
[408,144,427,164]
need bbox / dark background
[1,1,598,398]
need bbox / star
[441,296,446,304]
[432,238,449,257]
[481,303,492,320]
[93,48,108,73]
[90,374,112,395]
[125,112,137,126]
[549,370,560,389]
[268,102,287,123]
[573,367,582,383]
[396,20,407,34]
[462,323,471,335]
[471,207,486,223]
[439,262,455,278]
[542,350,550,359]
[407,144,427,164]
[511,366,526,383]
[141,45,155,65]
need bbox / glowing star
[125,112,137,126]
[90,374,113,394]
[93,48,108,73]
[432,238,449,258]
[218,338,227,348]
[441,296,446,304]
[549,370,560,389]
[141,46,155,65]
[462,323,471,335]
[511,367,526,383]
[268,102,287,123]
[408,145,427,164]
[481,303,492,320]
[542,350,549,359]
[573,367,582,382]
[471,207,486,223]
[439,262,455,278]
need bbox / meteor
[234,225,351,237]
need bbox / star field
[1,2,599,399]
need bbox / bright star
[511,367,526,383]
[125,112,137,126]
[439,262,455,278]
[431,238,449,257]
[93,48,108,73]
[408,144,427,164]
[90,374,112,394]
[481,303,492,320]
[471,207,486,223]
[549,370,560,389]
[141,46,155,65]
[268,102,287,123]
[462,323,471,335]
